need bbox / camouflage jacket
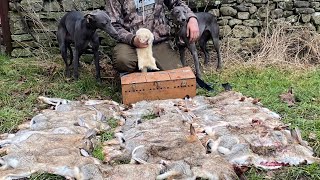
[105,0,196,45]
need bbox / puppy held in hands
[135,28,159,72]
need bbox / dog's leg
[67,43,73,67]
[61,44,70,78]
[57,28,70,78]
[73,48,80,80]
[91,34,102,83]
[73,44,85,80]
[178,45,186,66]
[73,35,87,80]
[187,43,201,78]
[175,36,187,66]
[211,29,222,70]
[199,36,209,65]
[213,37,221,70]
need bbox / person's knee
[153,41,182,70]
[113,44,138,73]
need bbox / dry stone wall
[207,0,320,51]
[8,0,320,57]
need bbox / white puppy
[135,28,159,72]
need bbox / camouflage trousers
[112,41,182,73]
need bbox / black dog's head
[171,6,188,25]
[85,10,118,38]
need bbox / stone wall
[206,0,320,51]
[8,0,320,57]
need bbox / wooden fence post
[0,0,12,56]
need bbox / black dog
[57,10,118,82]
[171,6,221,77]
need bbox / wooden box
[121,67,196,105]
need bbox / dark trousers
[112,41,182,73]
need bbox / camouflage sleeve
[105,0,135,45]
[164,0,197,20]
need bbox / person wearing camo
[105,0,199,73]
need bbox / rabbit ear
[205,138,220,153]
[190,124,195,136]
[290,127,303,143]
[290,127,311,148]
[205,139,213,149]
[159,159,169,166]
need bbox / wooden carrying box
[121,67,196,105]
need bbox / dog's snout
[181,18,186,22]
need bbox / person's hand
[133,36,149,48]
[187,17,199,43]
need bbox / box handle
[181,80,187,87]
[154,81,161,89]
[131,83,136,91]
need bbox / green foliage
[245,164,320,180]
[142,111,157,120]
[92,118,117,160]
[29,173,66,180]
[92,145,105,161]
[100,131,115,142]
[107,117,119,129]
[92,129,115,160]
[110,158,131,166]
[275,163,320,180]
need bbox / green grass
[100,131,115,142]
[245,163,320,180]
[275,163,320,180]
[142,111,158,120]
[29,173,66,180]
[92,144,105,161]
[0,54,319,179]
[92,129,115,160]
[107,117,119,129]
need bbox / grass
[91,122,116,160]
[245,163,320,180]
[142,111,158,120]
[29,173,65,180]
[0,54,319,179]
[100,131,115,142]
[107,117,119,129]
[92,144,105,161]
